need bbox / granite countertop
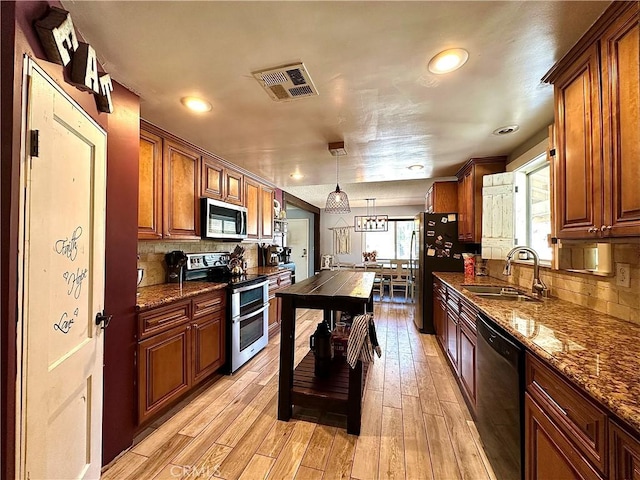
[434,272,640,433]
[136,281,227,311]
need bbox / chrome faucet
[503,246,548,297]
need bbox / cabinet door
[225,168,244,205]
[433,290,446,350]
[138,325,191,424]
[138,129,163,239]
[601,7,640,237]
[425,186,433,212]
[525,393,602,480]
[445,311,459,373]
[163,140,201,239]
[245,178,260,239]
[458,322,476,408]
[268,295,278,331]
[553,43,602,239]
[261,185,274,239]
[458,171,473,241]
[192,313,225,385]
[610,421,640,480]
[201,155,225,200]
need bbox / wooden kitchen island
[276,270,375,435]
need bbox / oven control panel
[185,252,230,271]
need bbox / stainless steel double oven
[185,252,269,373]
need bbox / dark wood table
[275,270,375,435]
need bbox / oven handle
[231,279,269,294]
[232,303,269,324]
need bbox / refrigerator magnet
[427,230,435,236]
[448,214,457,222]
[441,217,448,223]
[428,220,436,226]
[427,248,436,256]
[453,253,461,259]
[444,241,453,248]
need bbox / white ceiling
[63,0,609,208]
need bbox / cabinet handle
[600,225,612,232]
[186,325,191,330]
[587,227,598,233]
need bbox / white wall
[320,205,423,265]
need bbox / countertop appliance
[165,250,187,284]
[185,252,269,373]
[476,313,524,480]
[201,198,247,241]
[412,212,478,332]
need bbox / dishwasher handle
[477,313,522,369]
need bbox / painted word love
[34,7,113,114]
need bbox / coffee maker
[165,250,187,283]
[280,247,292,264]
[267,245,283,266]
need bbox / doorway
[16,60,107,479]
[288,218,310,281]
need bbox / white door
[288,218,309,281]
[18,61,107,480]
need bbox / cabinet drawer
[447,289,460,314]
[459,298,477,332]
[277,272,291,288]
[193,291,226,319]
[526,353,608,474]
[139,300,191,339]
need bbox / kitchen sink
[462,285,540,302]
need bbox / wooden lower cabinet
[192,313,225,385]
[458,321,476,407]
[445,310,458,372]
[138,325,191,424]
[433,285,447,350]
[526,393,603,480]
[267,270,291,337]
[137,291,226,425]
[610,422,640,480]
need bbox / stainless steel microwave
[201,198,247,240]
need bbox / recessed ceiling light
[290,172,304,180]
[492,125,520,135]
[180,96,212,113]
[428,48,469,74]
[408,164,424,171]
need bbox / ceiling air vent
[252,63,318,102]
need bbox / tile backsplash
[137,241,258,287]
[486,243,640,325]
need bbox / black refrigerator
[411,212,477,333]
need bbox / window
[363,219,416,260]
[516,154,552,262]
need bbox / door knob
[587,227,598,233]
[600,225,612,232]
[95,311,112,330]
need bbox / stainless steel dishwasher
[476,313,524,480]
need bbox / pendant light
[354,198,388,232]
[325,141,351,214]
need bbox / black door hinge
[549,148,556,157]
[30,130,39,157]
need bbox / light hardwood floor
[103,301,496,480]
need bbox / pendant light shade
[325,142,351,214]
[354,198,388,232]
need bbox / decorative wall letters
[35,6,113,114]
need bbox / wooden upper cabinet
[426,181,458,213]
[261,185,274,239]
[201,155,225,200]
[545,2,639,239]
[138,129,163,239]
[163,140,201,239]
[225,169,244,205]
[552,44,602,239]
[601,5,640,237]
[245,178,260,239]
[456,157,506,243]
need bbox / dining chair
[389,260,410,299]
